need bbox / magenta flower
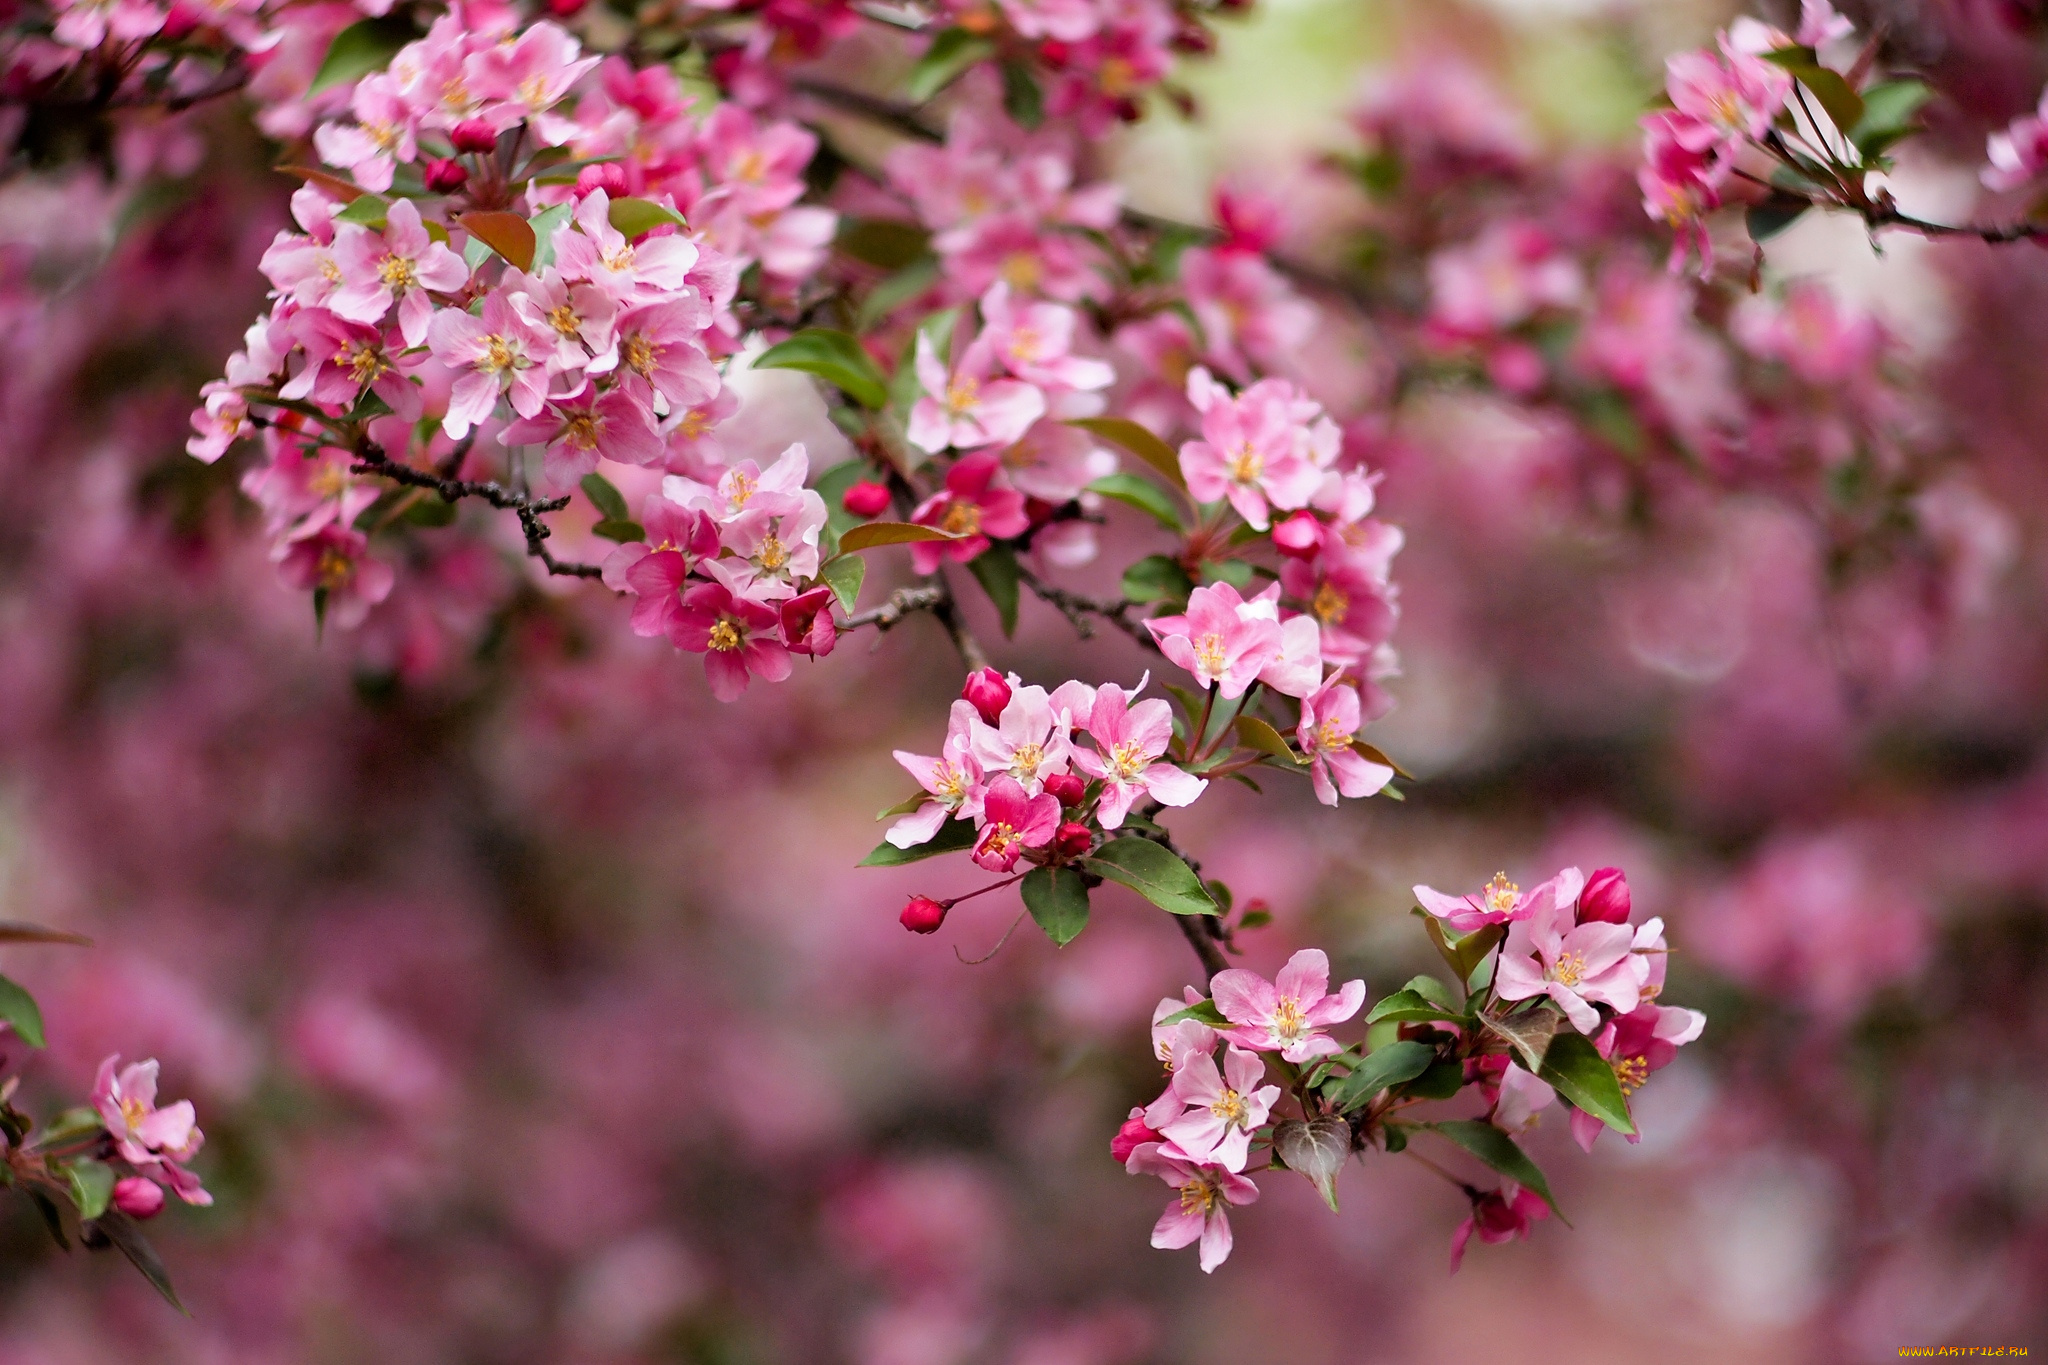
[52,0,166,48]
[1494,890,1645,1034]
[967,679,1075,795]
[1144,582,1282,699]
[975,283,1114,392]
[1414,866,1586,936]
[1210,948,1366,1063]
[906,332,1046,454]
[1569,1001,1706,1151]
[501,384,664,490]
[1124,1143,1259,1274]
[1637,111,1724,274]
[1149,990,1218,1076]
[1071,683,1205,829]
[1664,42,1791,145]
[93,1055,199,1168]
[603,496,720,638]
[1177,369,1332,530]
[329,199,469,348]
[1449,1184,1548,1273]
[1985,88,2048,191]
[908,454,1031,573]
[971,776,1060,873]
[278,309,420,420]
[1110,1109,1161,1164]
[428,289,556,441]
[509,267,621,379]
[273,525,396,630]
[467,21,598,143]
[1296,679,1393,807]
[669,579,792,702]
[1237,587,1324,699]
[1156,1044,1280,1173]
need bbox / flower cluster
[1105,867,1703,1273]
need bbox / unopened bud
[1271,511,1321,558]
[900,895,948,934]
[962,666,1011,725]
[112,1176,165,1220]
[1110,1108,1160,1163]
[1053,821,1093,861]
[546,0,587,14]
[576,162,631,198]
[1038,39,1071,67]
[423,158,468,193]
[841,480,891,518]
[1578,867,1631,924]
[1043,772,1086,808]
[450,119,499,155]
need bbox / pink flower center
[563,410,606,451]
[336,340,389,385]
[940,500,983,537]
[1007,742,1043,781]
[755,534,788,574]
[316,546,356,589]
[726,470,757,508]
[1271,997,1308,1041]
[1178,1177,1219,1215]
[1194,631,1227,676]
[1312,718,1350,754]
[377,253,419,291]
[1613,1054,1650,1095]
[547,303,582,339]
[1483,872,1519,916]
[624,334,658,376]
[601,241,636,273]
[1551,950,1586,988]
[479,335,518,375]
[1210,1087,1247,1126]
[1311,581,1349,625]
[119,1096,148,1134]
[707,619,742,652]
[1109,740,1148,781]
[1226,443,1264,485]
[944,376,981,416]
[982,822,1018,860]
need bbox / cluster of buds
[1099,867,1702,1273]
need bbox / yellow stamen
[1311,581,1349,626]
[940,500,983,537]
[707,619,741,651]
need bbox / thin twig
[351,443,604,579]
[1015,563,1158,650]
[955,909,1030,964]
[842,584,947,631]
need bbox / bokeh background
[3,0,2048,1360]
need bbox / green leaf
[1121,553,1193,604]
[457,211,534,272]
[527,202,573,270]
[836,219,933,272]
[1403,1058,1466,1100]
[1417,912,1504,986]
[592,519,644,543]
[857,258,941,332]
[1364,989,1464,1026]
[1325,1040,1434,1112]
[820,552,866,613]
[1232,715,1298,762]
[28,1188,68,1250]
[1482,1008,1560,1072]
[1538,1030,1636,1136]
[754,328,890,409]
[1784,62,1864,134]
[1849,79,1931,156]
[333,194,391,229]
[1001,60,1045,129]
[90,1208,187,1314]
[1352,740,1412,780]
[0,974,45,1048]
[856,816,977,866]
[39,1106,103,1145]
[1405,974,1456,1009]
[1200,558,1253,590]
[309,15,416,95]
[0,921,92,946]
[1080,838,1216,916]
[837,520,959,552]
[1156,998,1228,1028]
[1087,472,1183,529]
[967,545,1020,636]
[607,196,688,239]
[1021,866,1090,946]
[907,28,995,102]
[580,472,630,522]
[1273,1116,1350,1213]
[62,1157,113,1221]
[1747,194,1809,243]
[1423,1120,1563,1219]
[1066,417,1186,491]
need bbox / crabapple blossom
[1578,867,1632,924]
[328,200,468,348]
[967,680,1077,794]
[1494,891,1644,1034]
[1124,1143,1259,1274]
[1154,1045,1280,1173]
[1177,368,1334,530]
[908,454,1032,573]
[1449,1186,1549,1273]
[1070,683,1205,828]
[1210,950,1366,1063]
[669,580,792,701]
[1414,866,1588,936]
[907,332,1047,454]
[971,777,1060,872]
[1570,1003,1706,1151]
[1297,679,1394,806]
[1145,582,1282,699]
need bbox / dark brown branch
[515,506,605,579]
[930,575,992,672]
[1862,205,2048,244]
[843,584,947,631]
[350,444,604,579]
[1016,564,1157,650]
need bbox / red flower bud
[1578,867,1631,924]
[546,0,588,15]
[1043,772,1087,808]
[576,162,631,198]
[1023,496,1059,528]
[841,480,891,518]
[1053,821,1093,861]
[1038,39,1071,67]
[961,666,1011,725]
[900,896,948,934]
[1110,1109,1160,1163]
[1271,511,1322,558]
[158,5,200,41]
[422,158,469,193]
[450,119,499,155]
[112,1176,165,1220]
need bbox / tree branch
[843,584,946,631]
[350,444,604,579]
[1016,563,1157,650]
[930,574,992,673]
[1860,205,2048,244]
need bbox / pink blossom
[887,721,986,849]
[312,74,420,194]
[509,267,622,379]
[1638,111,1724,274]
[467,21,598,143]
[1415,866,1587,936]
[1071,683,1206,828]
[779,586,837,658]
[1210,948,1366,1063]
[1427,221,1583,337]
[695,103,817,218]
[1144,582,1281,699]
[1124,1143,1258,1274]
[1984,89,2048,192]
[427,289,555,440]
[1664,42,1791,145]
[908,454,1031,573]
[553,190,700,299]
[1569,1002,1705,1151]
[1494,890,1644,1034]
[717,489,828,599]
[996,419,1117,503]
[997,0,1100,42]
[1449,1185,1548,1273]
[1176,369,1334,530]
[112,1176,166,1219]
[1179,246,1317,382]
[274,525,396,630]
[52,0,166,48]
[1110,1108,1160,1164]
[614,301,719,411]
[907,332,1047,454]
[1490,1064,1556,1135]
[1578,867,1631,924]
[278,310,420,420]
[665,442,812,525]
[669,580,792,701]
[501,384,664,490]
[93,1055,198,1167]
[976,283,1114,392]
[1236,586,1324,699]
[603,496,720,636]
[967,679,1076,794]
[971,776,1060,872]
[1149,990,1217,1076]
[1155,1044,1280,1172]
[329,200,469,348]
[1296,679,1393,806]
